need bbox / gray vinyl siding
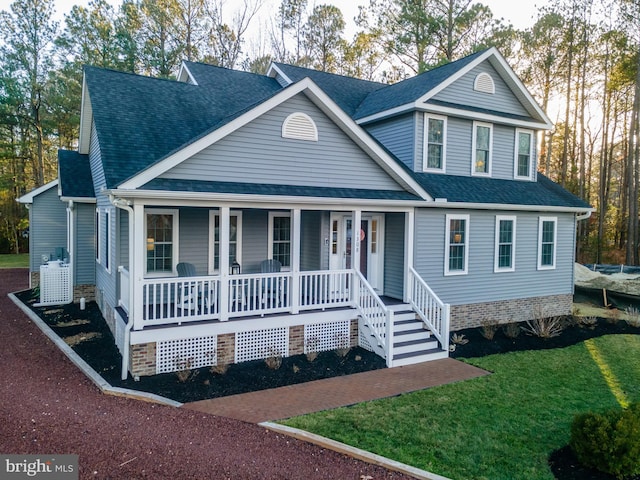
[431,62,530,118]
[178,208,209,275]
[161,94,404,192]
[413,209,575,306]
[90,121,117,311]
[29,187,67,272]
[119,209,129,269]
[74,203,95,285]
[384,213,405,299]
[364,113,415,170]
[301,211,322,271]
[240,210,268,273]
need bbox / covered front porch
[112,196,449,375]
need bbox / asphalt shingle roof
[58,150,95,198]
[413,172,591,209]
[142,178,421,201]
[84,65,281,189]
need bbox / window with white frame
[145,209,178,275]
[424,114,446,171]
[104,209,111,272]
[515,129,534,179]
[269,212,291,269]
[445,214,469,275]
[472,122,492,175]
[209,211,242,274]
[537,216,557,270]
[95,208,101,264]
[494,215,516,272]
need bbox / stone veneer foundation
[128,319,360,378]
[449,293,574,331]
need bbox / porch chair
[260,259,282,308]
[177,262,200,312]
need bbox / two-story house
[19,47,591,380]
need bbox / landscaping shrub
[569,403,640,479]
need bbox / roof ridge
[273,62,388,87]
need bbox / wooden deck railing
[408,266,450,352]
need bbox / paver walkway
[186,358,488,423]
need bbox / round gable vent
[474,72,495,94]
[282,112,318,141]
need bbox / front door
[330,213,384,293]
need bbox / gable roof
[82,65,282,189]
[17,179,59,204]
[58,150,95,201]
[413,172,591,210]
[268,63,387,117]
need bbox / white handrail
[354,270,393,366]
[408,267,450,352]
[118,266,130,314]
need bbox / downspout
[66,200,75,300]
[576,211,592,221]
[110,195,134,380]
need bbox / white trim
[95,208,101,265]
[60,196,96,203]
[266,63,294,85]
[177,62,198,85]
[472,121,493,177]
[494,215,516,273]
[144,208,179,277]
[416,104,550,130]
[17,179,59,204]
[78,75,93,155]
[268,211,292,271]
[537,216,557,270]
[104,208,112,274]
[444,214,469,276]
[282,112,318,141]
[423,113,447,172]
[474,72,495,94]
[116,78,431,201]
[514,128,535,180]
[208,210,243,275]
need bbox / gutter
[109,195,135,381]
[576,211,592,221]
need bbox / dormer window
[474,72,495,94]
[514,129,534,180]
[424,114,447,172]
[282,112,318,141]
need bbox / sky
[7,0,548,32]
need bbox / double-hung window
[515,129,534,179]
[269,212,291,269]
[494,215,516,272]
[424,114,446,171]
[472,121,492,176]
[209,211,242,274]
[445,214,469,275]
[537,216,557,270]
[145,209,178,275]
[95,208,111,272]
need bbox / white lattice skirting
[156,336,218,374]
[304,320,351,353]
[37,263,72,306]
[235,327,289,363]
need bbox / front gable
[159,93,405,192]
[118,78,431,200]
[429,62,531,119]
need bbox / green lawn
[282,335,640,480]
[0,253,29,268]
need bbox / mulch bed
[14,289,386,404]
[14,285,640,479]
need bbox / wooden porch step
[394,327,432,342]
[394,337,438,355]
[392,348,449,367]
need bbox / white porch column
[132,203,145,330]
[291,208,301,314]
[352,209,362,272]
[219,206,230,321]
[403,209,415,303]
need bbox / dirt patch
[63,331,101,346]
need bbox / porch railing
[354,270,393,366]
[133,269,355,327]
[118,266,130,314]
[408,266,450,352]
[142,275,220,327]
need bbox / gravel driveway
[0,269,414,479]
